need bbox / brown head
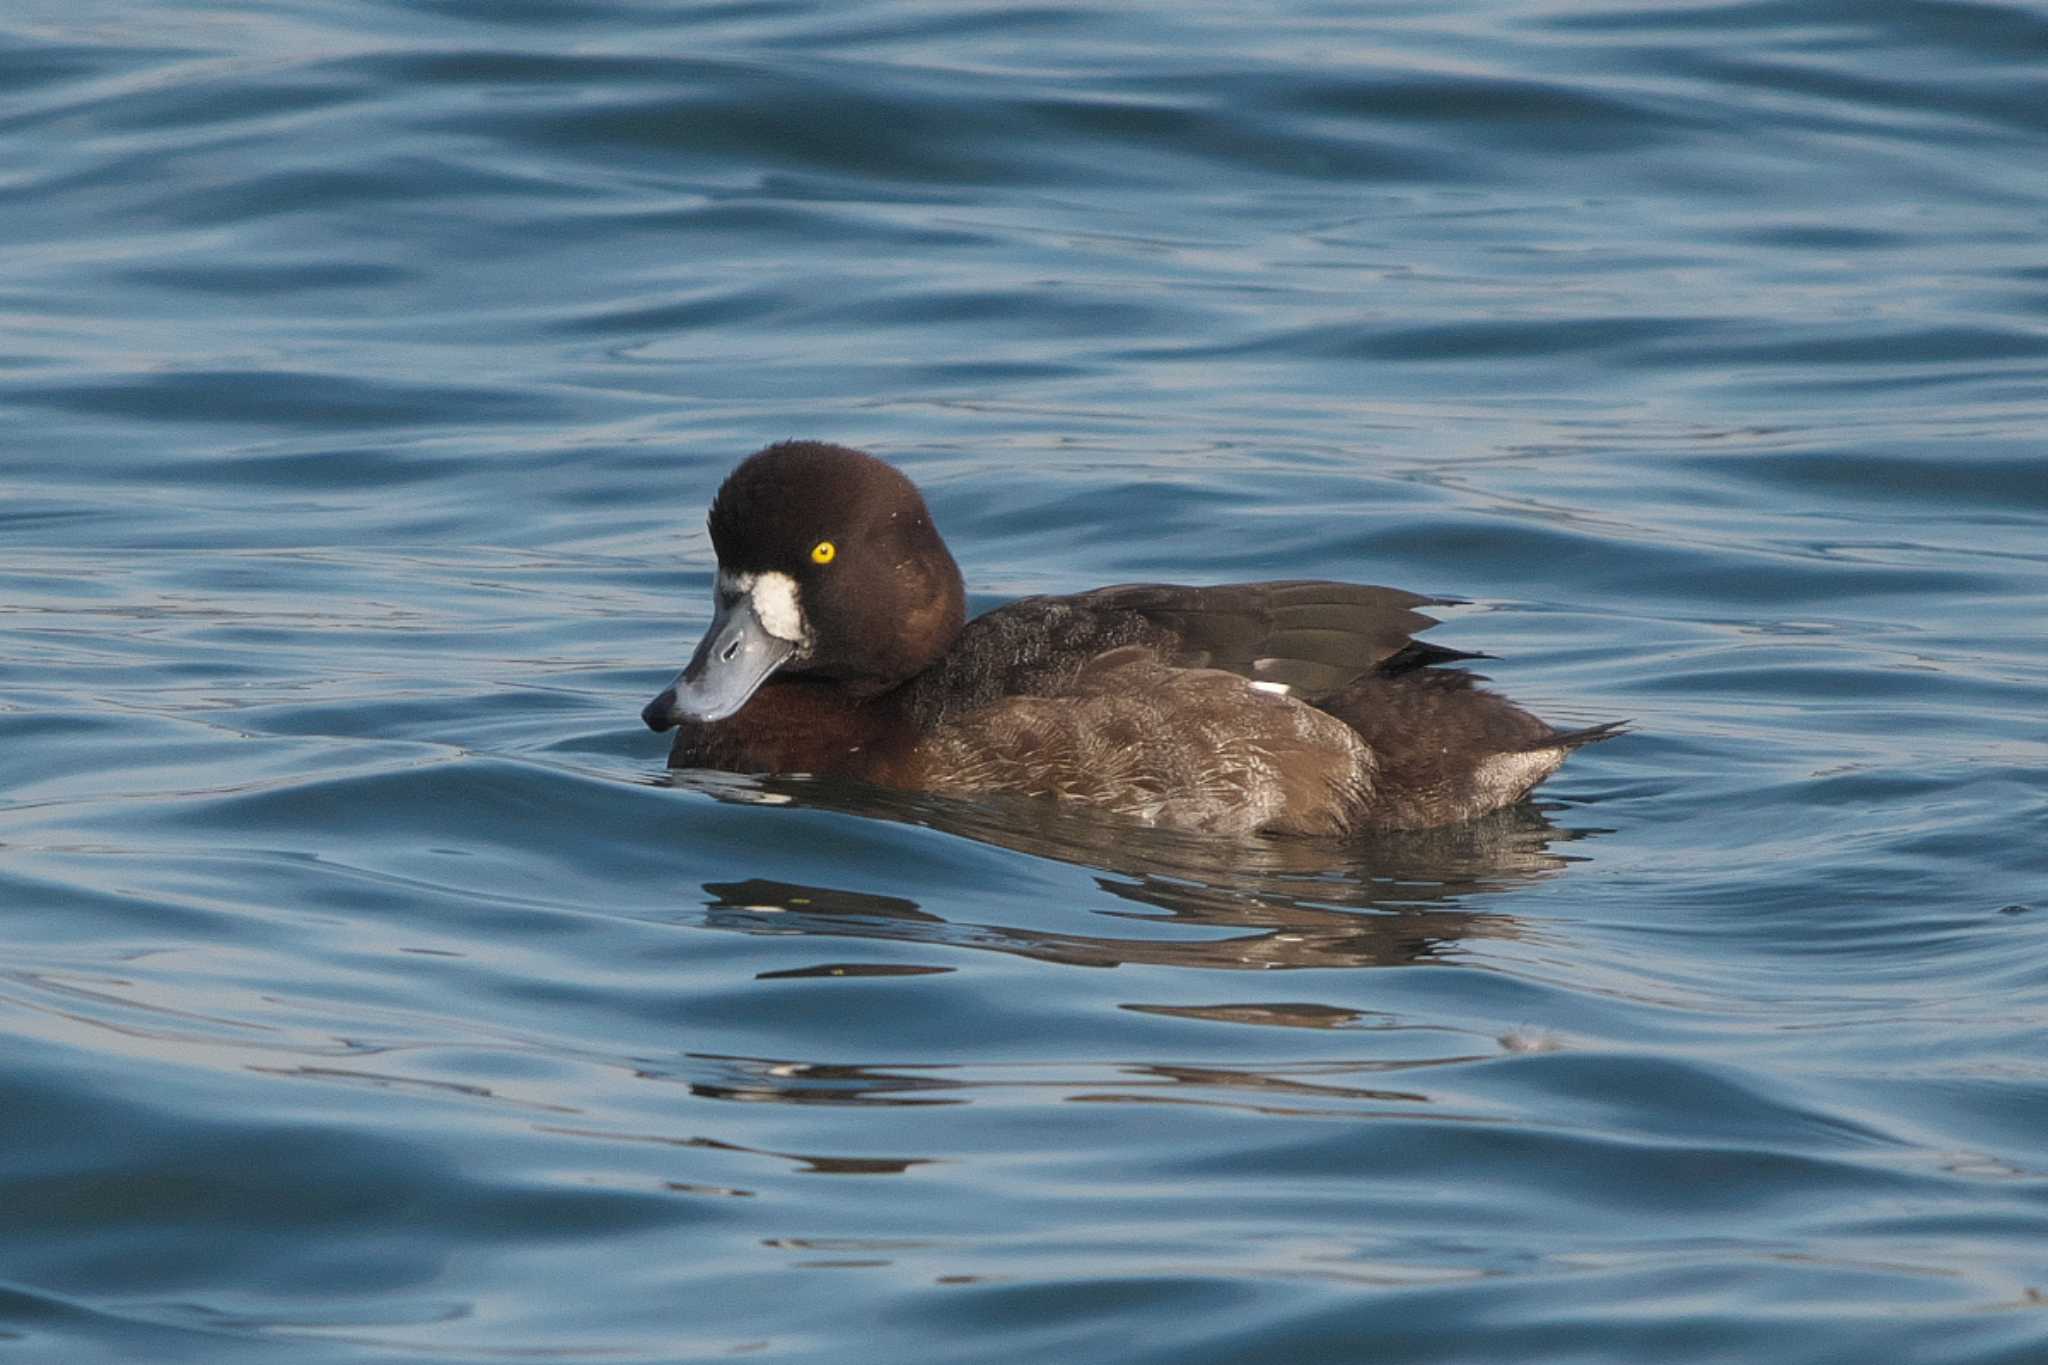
[643,441,967,730]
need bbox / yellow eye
[810,540,836,565]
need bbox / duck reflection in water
[633,780,1602,1132]
[667,770,1606,974]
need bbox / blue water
[4,2,2047,1361]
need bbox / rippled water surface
[5,2,2048,1361]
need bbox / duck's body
[643,442,1620,836]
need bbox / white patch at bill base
[749,571,807,643]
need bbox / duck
[641,441,1622,835]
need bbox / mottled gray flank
[910,647,1376,836]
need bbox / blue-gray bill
[642,590,797,730]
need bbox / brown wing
[908,579,1474,724]
[1064,580,1474,696]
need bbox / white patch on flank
[750,570,807,643]
[1248,680,1292,696]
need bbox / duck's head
[642,441,966,731]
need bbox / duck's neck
[667,676,906,777]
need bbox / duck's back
[887,580,1605,835]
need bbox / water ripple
[3,0,2047,1360]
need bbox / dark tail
[1375,639,1492,677]
[1535,719,1629,751]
